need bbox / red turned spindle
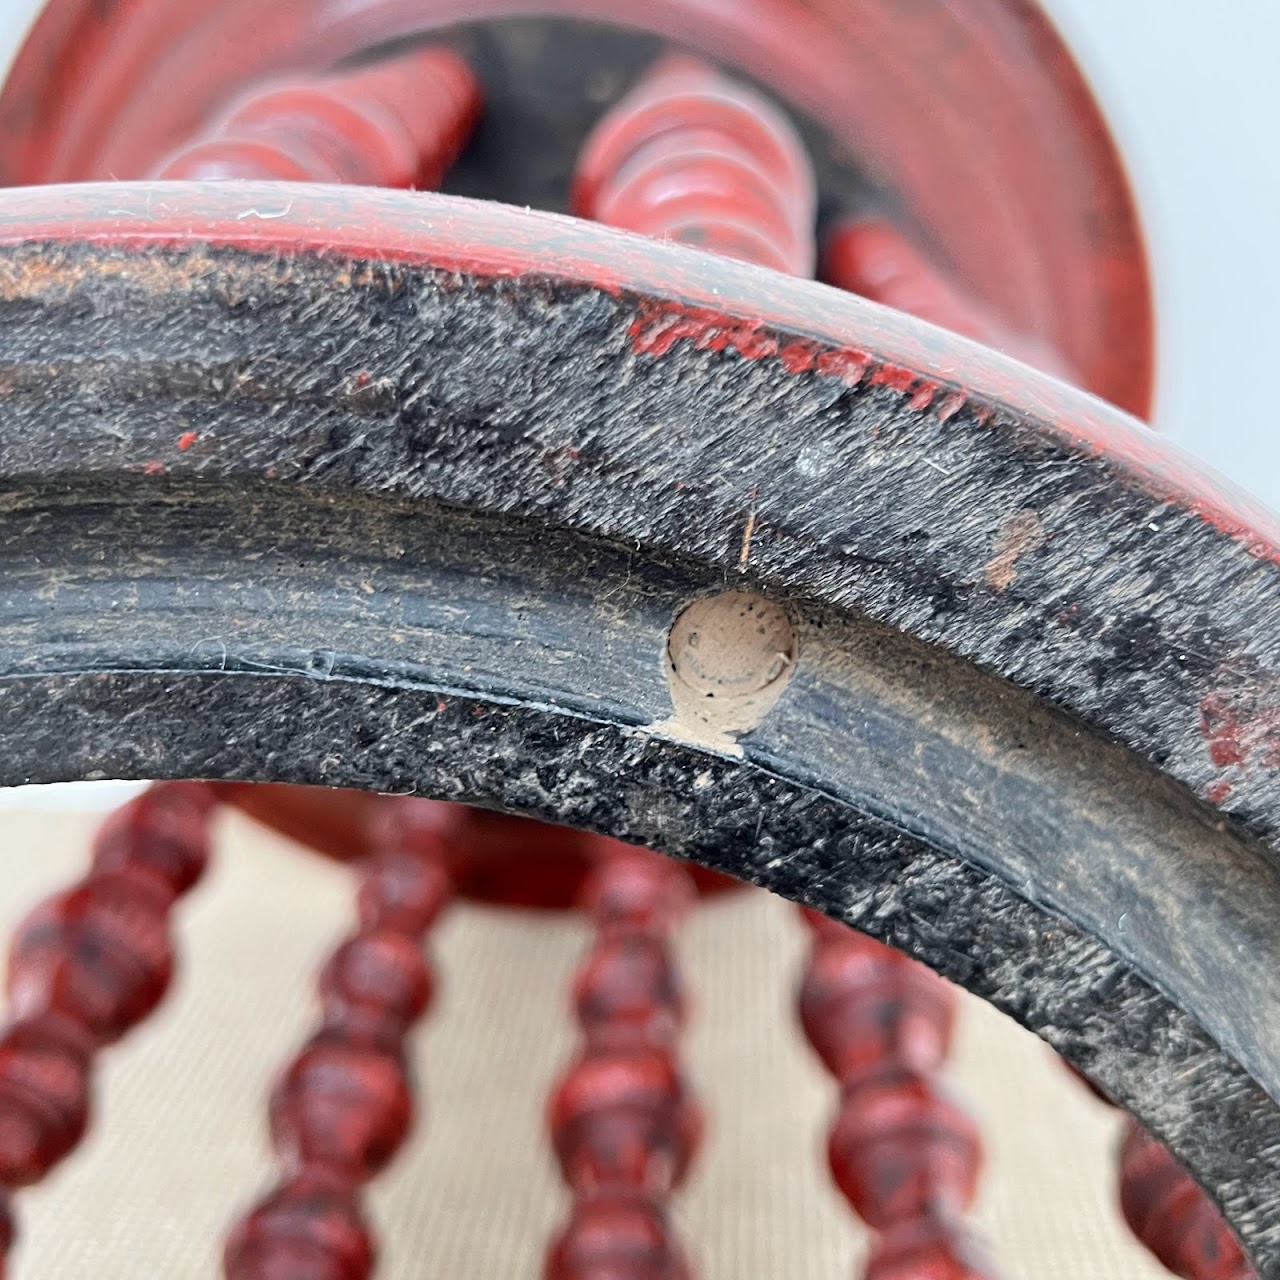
[545,848,702,1280]
[822,219,1073,380]
[154,47,480,187]
[0,781,215,1271]
[1117,1117,1255,1280]
[797,909,1000,1280]
[574,55,816,277]
[223,798,453,1280]
[1060,1057,1257,1277]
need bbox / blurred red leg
[823,219,1074,380]
[0,782,216,1272]
[223,798,453,1280]
[1118,1116,1255,1280]
[574,54,816,277]
[797,909,1001,1280]
[155,46,480,187]
[545,850,702,1280]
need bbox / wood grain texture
[0,186,1270,1266]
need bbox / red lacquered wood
[222,1169,375,1280]
[218,782,736,908]
[1118,1118,1255,1280]
[574,935,683,1048]
[551,1043,701,1192]
[865,1215,1001,1280]
[798,920,956,1079]
[224,798,452,1280]
[0,1014,93,1188]
[0,0,1155,417]
[8,873,176,1046]
[271,1035,415,1182]
[827,1066,982,1229]
[546,1190,690,1280]
[823,219,1074,381]
[579,853,696,940]
[318,929,434,1045]
[1056,1052,1256,1278]
[154,46,480,185]
[546,850,701,1280]
[797,909,999,1280]
[216,785,381,867]
[0,1194,12,1265]
[0,782,214,1267]
[574,55,816,277]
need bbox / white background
[1045,1,1280,502]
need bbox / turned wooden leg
[154,46,480,186]
[1118,1117,1255,1280]
[0,782,216,1272]
[223,798,453,1280]
[797,909,999,1280]
[545,849,702,1280]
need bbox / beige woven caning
[0,808,1170,1278]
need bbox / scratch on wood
[985,509,1045,590]
[739,485,759,571]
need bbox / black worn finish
[2,204,1280,1266]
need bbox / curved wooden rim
[0,182,1273,1264]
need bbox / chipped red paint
[816,350,873,384]
[779,343,816,374]
[1202,696,1247,769]
[176,432,198,451]
[869,365,917,394]
[628,301,893,392]
[936,392,967,425]
[629,305,781,363]
[1200,692,1280,780]
[907,383,938,412]
[1207,780,1234,806]
[0,184,1258,563]
[583,56,983,436]
[0,0,1155,417]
